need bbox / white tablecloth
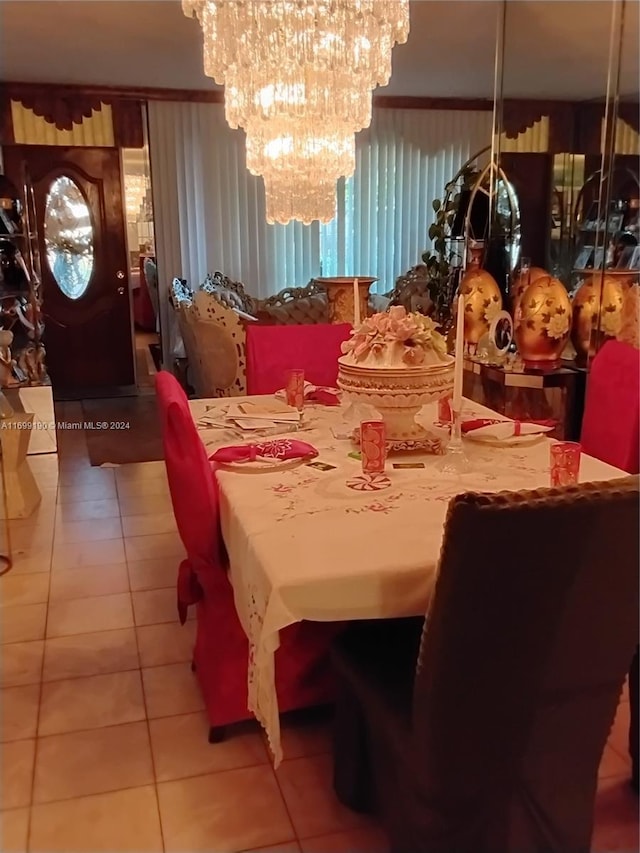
[190,397,625,764]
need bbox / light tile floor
[1,414,637,852]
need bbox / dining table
[190,395,626,765]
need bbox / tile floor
[1,407,638,852]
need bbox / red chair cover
[156,371,222,622]
[156,371,338,731]
[581,340,640,474]
[246,323,352,394]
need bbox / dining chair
[155,370,338,742]
[245,322,352,394]
[331,477,639,853]
[581,339,640,474]
[580,338,639,792]
[155,370,223,623]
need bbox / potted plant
[421,165,481,330]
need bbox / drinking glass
[437,394,452,425]
[360,420,386,474]
[550,441,581,486]
[436,405,470,474]
[285,369,305,411]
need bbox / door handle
[117,286,125,295]
[116,270,125,280]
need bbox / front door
[3,146,135,396]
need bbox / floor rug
[82,396,164,466]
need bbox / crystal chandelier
[183,1,410,224]
[124,175,147,219]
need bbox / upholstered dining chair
[245,322,352,394]
[581,340,640,474]
[156,370,338,742]
[331,478,639,853]
[580,337,640,792]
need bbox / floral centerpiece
[341,306,448,367]
[337,306,454,451]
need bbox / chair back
[411,478,639,853]
[581,340,640,473]
[169,278,203,390]
[245,322,352,394]
[192,290,248,397]
[155,371,221,565]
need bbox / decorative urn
[337,306,453,451]
[315,277,378,325]
[571,271,636,365]
[514,275,572,370]
[618,283,640,348]
[510,266,549,315]
[459,244,502,351]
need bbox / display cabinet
[0,169,48,388]
[571,162,640,281]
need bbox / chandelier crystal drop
[183,0,410,224]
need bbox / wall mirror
[496,0,639,365]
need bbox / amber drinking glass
[550,441,581,486]
[285,369,305,411]
[360,420,387,474]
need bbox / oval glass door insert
[44,176,94,300]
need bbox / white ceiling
[0,0,638,100]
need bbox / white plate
[465,432,546,447]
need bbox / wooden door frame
[2,144,138,397]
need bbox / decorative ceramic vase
[459,245,502,352]
[316,277,378,325]
[571,271,636,365]
[514,276,572,370]
[337,357,454,451]
[510,266,549,316]
[618,283,640,348]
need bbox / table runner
[191,397,626,764]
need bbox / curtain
[321,109,493,292]
[148,100,492,359]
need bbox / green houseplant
[421,164,480,327]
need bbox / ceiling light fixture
[183,1,409,224]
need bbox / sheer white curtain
[148,100,492,358]
[148,100,320,297]
[320,109,493,292]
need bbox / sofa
[169,269,424,398]
[201,271,392,325]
